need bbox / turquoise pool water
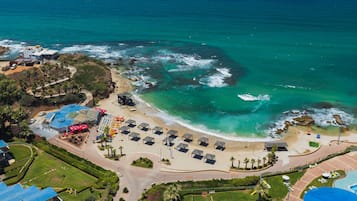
[351,184,357,194]
[45,104,88,130]
[304,187,357,201]
[334,171,357,193]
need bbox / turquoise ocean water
[1,0,357,139]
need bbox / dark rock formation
[333,114,344,125]
[293,115,315,126]
[0,46,10,56]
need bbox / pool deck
[288,151,357,201]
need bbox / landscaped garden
[2,140,119,201]
[140,176,260,201]
[183,190,257,201]
[132,157,154,168]
[264,170,306,201]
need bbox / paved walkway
[47,130,355,201]
[287,151,357,201]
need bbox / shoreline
[107,68,356,145]
[110,68,275,144]
[132,93,276,142]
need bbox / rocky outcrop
[0,46,10,56]
[293,115,315,126]
[333,114,344,125]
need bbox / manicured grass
[300,170,345,198]
[59,188,100,201]
[309,141,319,148]
[264,170,306,201]
[21,150,97,190]
[4,144,32,179]
[183,191,257,201]
[132,157,153,168]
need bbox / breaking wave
[199,68,232,87]
[60,45,123,59]
[268,108,356,137]
[0,39,26,58]
[238,94,270,102]
[154,49,215,71]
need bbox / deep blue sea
[1,0,357,139]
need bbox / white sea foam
[238,94,270,102]
[60,45,123,59]
[132,93,275,142]
[154,49,215,71]
[0,39,26,56]
[199,68,232,88]
[268,108,356,136]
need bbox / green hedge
[140,176,259,201]
[33,140,119,198]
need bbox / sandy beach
[92,69,357,172]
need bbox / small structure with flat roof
[125,119,136,127]
[143,136,155,145]
[264,141,288,151]
[0,182,59,201]
[138,122,150,131]
[167,130,178,138]
[204,153,216,164]
[176,143,189,153]
[182,133,193,142]
[214,141,226,151]
[163,137,175,147]
[198,137,209,146]
[128,132,140,141]
[119,126,131,134]
[191,149,204,160]
[118,92,135,106]
[152,126,163,135]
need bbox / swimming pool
[45,104,89,131]
[304,187,357,201]
[334,171,357,194]
[350,184,357,194]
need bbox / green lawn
[4,144,32,178]
[59,188,100,201]
[265,170,306,201]
[21,150,97,190]
[301,170,345,198]
[183,191,257,201]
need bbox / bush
[123,187,129,193]
[119,198,126,201]
[131,157,153,168]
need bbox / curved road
[48,130,352,201]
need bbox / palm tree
[103,126,110,146]
[251,158,256,169]
[257,159,262,168]
[107,145,112,157]
[163,184,181,201]
[263,157,267,166]
[19,120,33,141]
[255,179,271,201]
[267,153,274,164]
[244,158,249,169]
[230,156,235,168]
[112,149,116,158]
[119,146,123,156]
